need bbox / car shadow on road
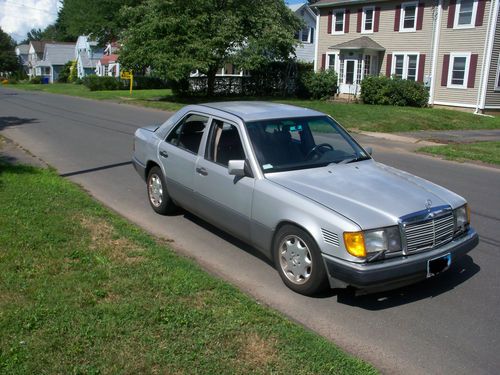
[337,255,480,310]
[0,116,39,130]
[182,211,275,267]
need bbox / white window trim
[447,52,471,89]
[400,1,418,32]
[454,0,478,29]
[391,52,420,80]
[494,55,500,91]
[326,52,339,72]
[299,27,313,44]
[362,6,375,34]
[332,9,346,34]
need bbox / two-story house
[75,35,104,79]
[313,0,499,112]
[15,44,30,75]
[27,41,46,79]
[289,3,318,63]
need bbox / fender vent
[322,228,340,247]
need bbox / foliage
[0,27,19,73]
[68,60,78,83]
[57,61,73,83]
[30,76,42,84]
[119,0,301,95]
[82,75,121,91]
[82,75,169,91]
[20,28,43,44]
[361,75,429,107]
[298,69,338,99]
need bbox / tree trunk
[207,66,218,96]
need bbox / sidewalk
[398,129,500,144]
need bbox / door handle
[159,150,168,158]
[196,167,208,176]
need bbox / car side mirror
[228,160,253,178]
[365,146,373,156]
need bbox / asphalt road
[1,87,499,374]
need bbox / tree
[0,27,19,74]
[119,0,302,95]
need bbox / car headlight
[344,226,402,259]
[454,204,470,235]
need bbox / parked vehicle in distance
[133,102,479,296]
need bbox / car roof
[198,101,325,122]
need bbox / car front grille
[403,211,455,254]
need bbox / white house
[15,44,30,75]
[32,42,75,83]
[75,35,104,78]
[95,42,121,77]
[288,2,318,64]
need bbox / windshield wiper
[339,155,371,164]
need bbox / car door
[158,113,209,211]
[193,118,255,241]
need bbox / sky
[1,0,307,45]
[0,0,60,43]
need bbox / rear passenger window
[166,114,208,154]
[206,120,245,166]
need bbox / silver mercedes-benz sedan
[132,102,478,296]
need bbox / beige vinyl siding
[485,10,500,107]
[433,0,491,106]
[317,0,435,79]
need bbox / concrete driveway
[1,87,499,374]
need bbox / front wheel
[147,166,177,215]
[273,225,328,296]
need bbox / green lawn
[6,82,500,132]
[0,159,377,374]
[418,141,500,165]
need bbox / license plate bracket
[427,253,451,278]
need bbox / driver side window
[206,119,245,166]
[166,114,208,154]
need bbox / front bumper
[323,228,479,290]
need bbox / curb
[358,131,443,146]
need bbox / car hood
[265,160,466,229]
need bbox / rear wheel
[273,225,328,296]
[147,166,177,215]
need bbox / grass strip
[418,141,500,165]
[7,83,500,132]
[0,160,377,374]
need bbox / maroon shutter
[416,3,424,30]
[386,54,393,76]
[394,5,401,31]
[374,7,381,32]
[441,54,450,86]
[476,0,486,26]
[418,54,426,82]
[345,9,350,33]
[357,8,362,32]
[327,11,332,34]
[321,54,326,70]
[468,54,478,88]
[447,0,456,28]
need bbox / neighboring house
[288,2,318,63]
[33,42,75,83]
[15,44,30,74]
[95,42,121,77]
[27,40,46,78]
[75,35,104,78]
[313,0,500,112]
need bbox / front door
[193,118,254,241]
[339,59,359,95]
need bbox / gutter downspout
[475,0,499,114]
[429,0,443,106]
[314,9,321,72]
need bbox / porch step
[335,93,359,103]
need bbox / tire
[273,225,328,296]
[146,166,177,215]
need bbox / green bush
[68,60,78,83]
[298,69,338,99]
[361,75,429,107]
[57,61,73,83]
[82,75,121,91]
[30,76,42,84]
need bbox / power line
[1,0,59,16]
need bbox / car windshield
[245,116,370,173]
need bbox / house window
[400,2,418,32]
[454,0,477,28]
[363,7,374,33]
[301,28,310,42]
[364,55,371,76]
[327,54,337,71]
[392,53,419,80]
[296,27,313,43]
[333,10,345,33]
[447,53,470,88]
